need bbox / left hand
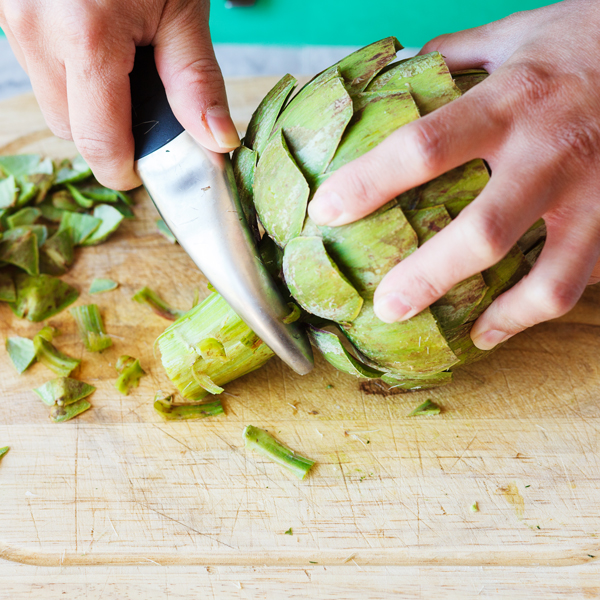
[308,0,600,351]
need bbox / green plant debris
[54,155,92,185]
[33,328,80,377]
[50,399,91,423]
[70,304,112,352]
[283,302,302,324]
[132,287,185,321]
[156,219,177,244]
[408,399,442,417]
[34,377,96,407]
[6,207,41,228]
[0,175,17,208]
[9,274,79,322]
[39,229,74,275]
[81,204,124,246]
[153,395,224,421]
[58,211,101,245]
[243,425,315,480]
[65,183,95,209]
[284,528,293,535]
[6,336,36,374]
[115,355,146,395]
[0,446,9,460]
[470,502,479,512]
[89,278,118,294]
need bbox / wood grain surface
[0,82,599,582]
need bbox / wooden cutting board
[0,82,599,569]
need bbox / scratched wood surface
[0,83,599,572]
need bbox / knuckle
[460,209,514,265]
[4,1,35,35]
[410,271,447,302]
[533,279,581,320]
[405,120,446,173]
[169,57,224,96]
[551,117,600,163]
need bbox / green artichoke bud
[158,37,543,399]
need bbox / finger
[371,163,553,324]
[470,215,600,350]
[1,9,71,139]
[308,86,500,227]
[65,40,140,190]
[154,2,239,153]
[590,258,600,285]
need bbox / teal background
[210,0,552,47]
[0,1,553,47]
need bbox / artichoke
[158,37,545,401]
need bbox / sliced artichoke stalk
[10,273,79,322]
[157,292,274,401]
[132,286,185,321]
[34,377,95,407]
[115,355,146,395]
[243,425,315,480]
[70,304,112,352]
[6,336,36,374]
[33,327,81,377]
[154,392,224,421]
[156,36,543,394]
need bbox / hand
[0,0,240,190]
[308,0,600,351]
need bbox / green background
[209,0,552,47]
[0,1,552,47]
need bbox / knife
[129,46,313,376]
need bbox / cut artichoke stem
[33,330,80,377]
[283,235,364,322]
[50,399,91,423]
[132,286,185,321]
[70,304,112,352]
[254,130,310,247]
[154,396,224,421]
[243,425,315,480]
[9,274,79,322]
[34,377,95,407]
[114,355,146,395]
[6,336,36,374]
[89,278,118,294]
[157,292,274,401]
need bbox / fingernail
[308,191,344,226]
[205,107,240,150]
[471,329,510,351]
[374,294,414,323]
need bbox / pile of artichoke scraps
[0,152,151,423]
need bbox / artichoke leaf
[307,325,385,378]
[327,90,420,172]
[283,236,364,323]
[270,73,353,182]
[0,271,15,302]
[0,175,18,209]
[10,273,79,321]
[341,300,459,376]
[368,52,462,115]
[0,229,39,275]
[254,130,310,247]
[80,204,124,246]
[244,73,297,156]
[6,207,41,228]
[232,146,260,243]
[39,229,74,275]
[58,211,101,245]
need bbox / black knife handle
[130,46,184,161]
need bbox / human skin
[308,0,600,351]
[0,0,240,191]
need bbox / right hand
[0,0,240,190]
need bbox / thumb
[153,2,240,153]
